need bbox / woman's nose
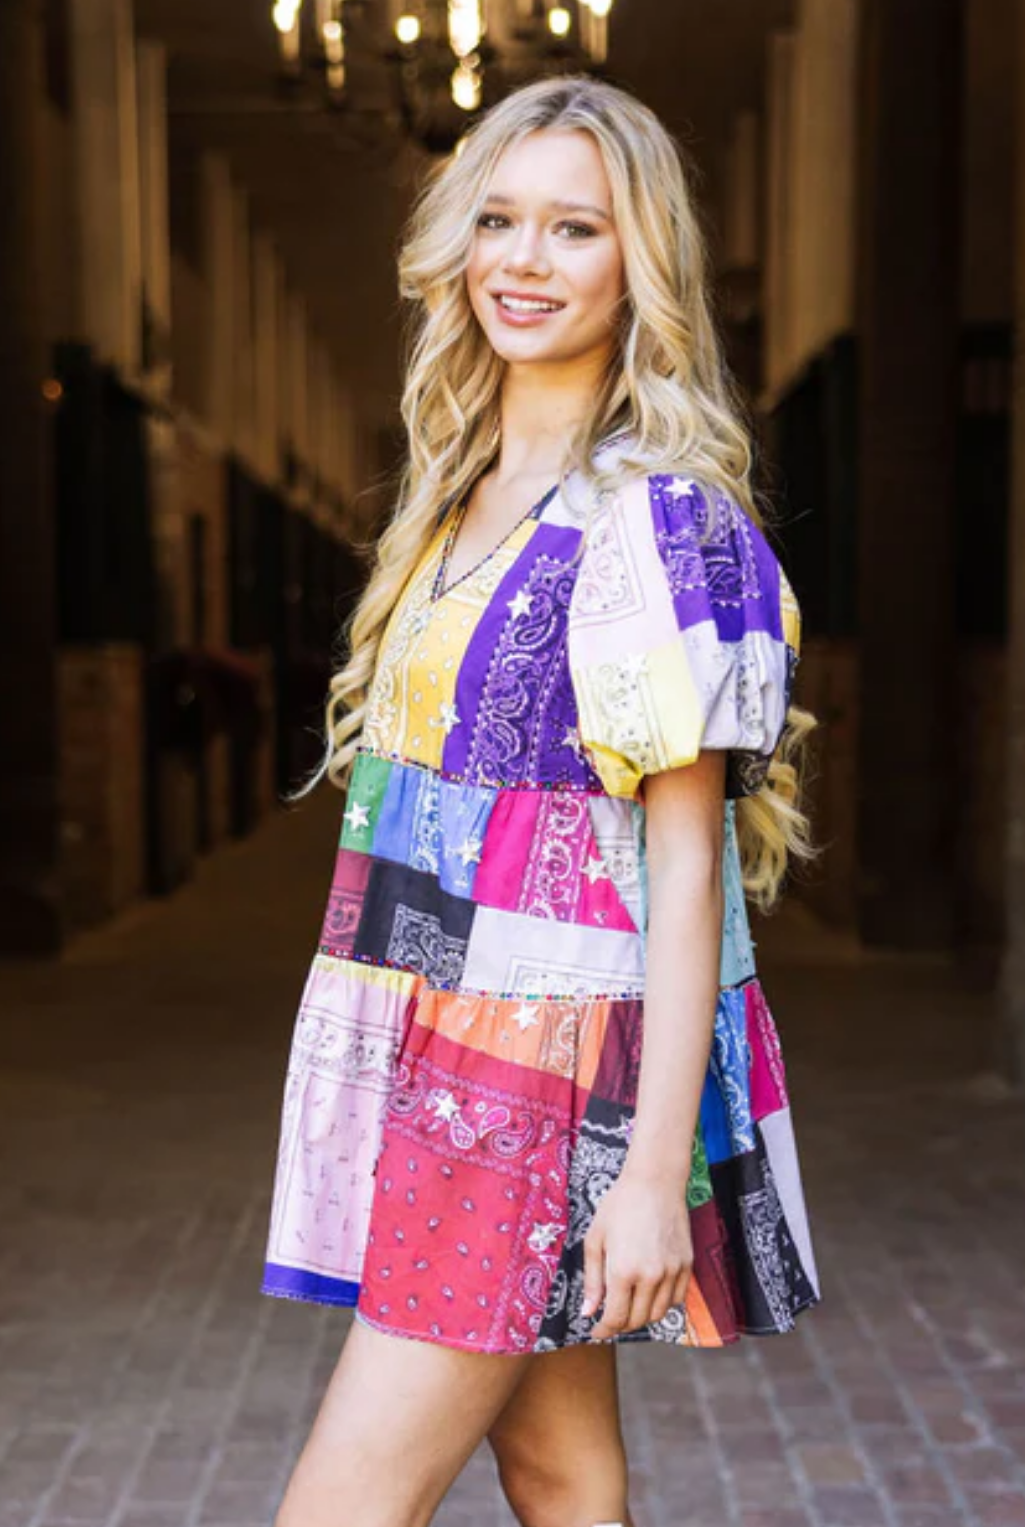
[503,224,551,276]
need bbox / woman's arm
[583,748,727,1339]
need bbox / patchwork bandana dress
[261,468,821,1353]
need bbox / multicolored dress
[261,464,820,1353]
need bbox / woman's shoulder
[575,464,799,652]
[566,460,800,799]
[601,464,765,544]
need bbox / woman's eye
[476,213,597,238]
[557,221,597,240]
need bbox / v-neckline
[430,481,559,605]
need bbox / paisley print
[262,464,819,1352]
[464,556,581,784]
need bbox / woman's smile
[490,288,569,325]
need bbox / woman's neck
[492,353,608,484]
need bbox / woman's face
[466,128,626,374]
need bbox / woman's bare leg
[274,1316,531,1527]
[488,1343,635,1527]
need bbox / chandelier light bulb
[451,60,482,110]
[589,0,612,14]
[448,0,484,59]
[547,5,571,34]
[395,12,421,43]
[273,0,302,33]
[321,12,345,77]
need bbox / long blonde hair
[300,74,815,908]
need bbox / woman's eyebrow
[482,192,612,222]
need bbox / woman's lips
[491,291,567,327]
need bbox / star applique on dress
[344,800,370,833]
[582,855,610,885]
[508,588,533,620]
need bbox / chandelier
[271,0,616,153]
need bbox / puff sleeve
[566,472,801,801]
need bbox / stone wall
[173,426,235,851]
[59,645,145,931]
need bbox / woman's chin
[488,334,593,371]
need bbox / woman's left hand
[580,1163,694,1340]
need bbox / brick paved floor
[2,794,1025,1527]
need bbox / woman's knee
[490,1430,629,1527]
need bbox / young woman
[263,75,818,1527]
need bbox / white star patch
[431,1091,460,1122]
[666,476,697,498]
[527,1221,561,1253]
[457,835,483,867]
[510,1003,541,1032]
[582,855,609,885]
[507,588,533,620]
[344,800,370,833]
[438,701,461,733]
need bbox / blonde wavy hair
[299,74,815,909]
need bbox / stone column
[69,0,143,374]
[286,291,311,496]
[0,0,61,952]
[231,188,256,467]
[789,0,858,372]
[309,336,329,509]
[763,31,796,398]
[316,355,336,509]
[136,38,172,392]
[856,0,963,946]
[999,0,1025,1079]
[253,234,282,484]
[199,153,236,443]
[135,38,183,653]
[336,382,356,510]
[762,2,857,398]
[723,111,760,275]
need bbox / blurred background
[4,4,1025,1526]
[6,0,1019,982]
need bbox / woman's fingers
[592,1261,663,1339]
[670,1265,693,1311]
[580,1225,606,1321]
[589,1271,634,1340]
[647,1274,679,1327]
[590,1263,694,1341]
[624,1279,659,1334]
